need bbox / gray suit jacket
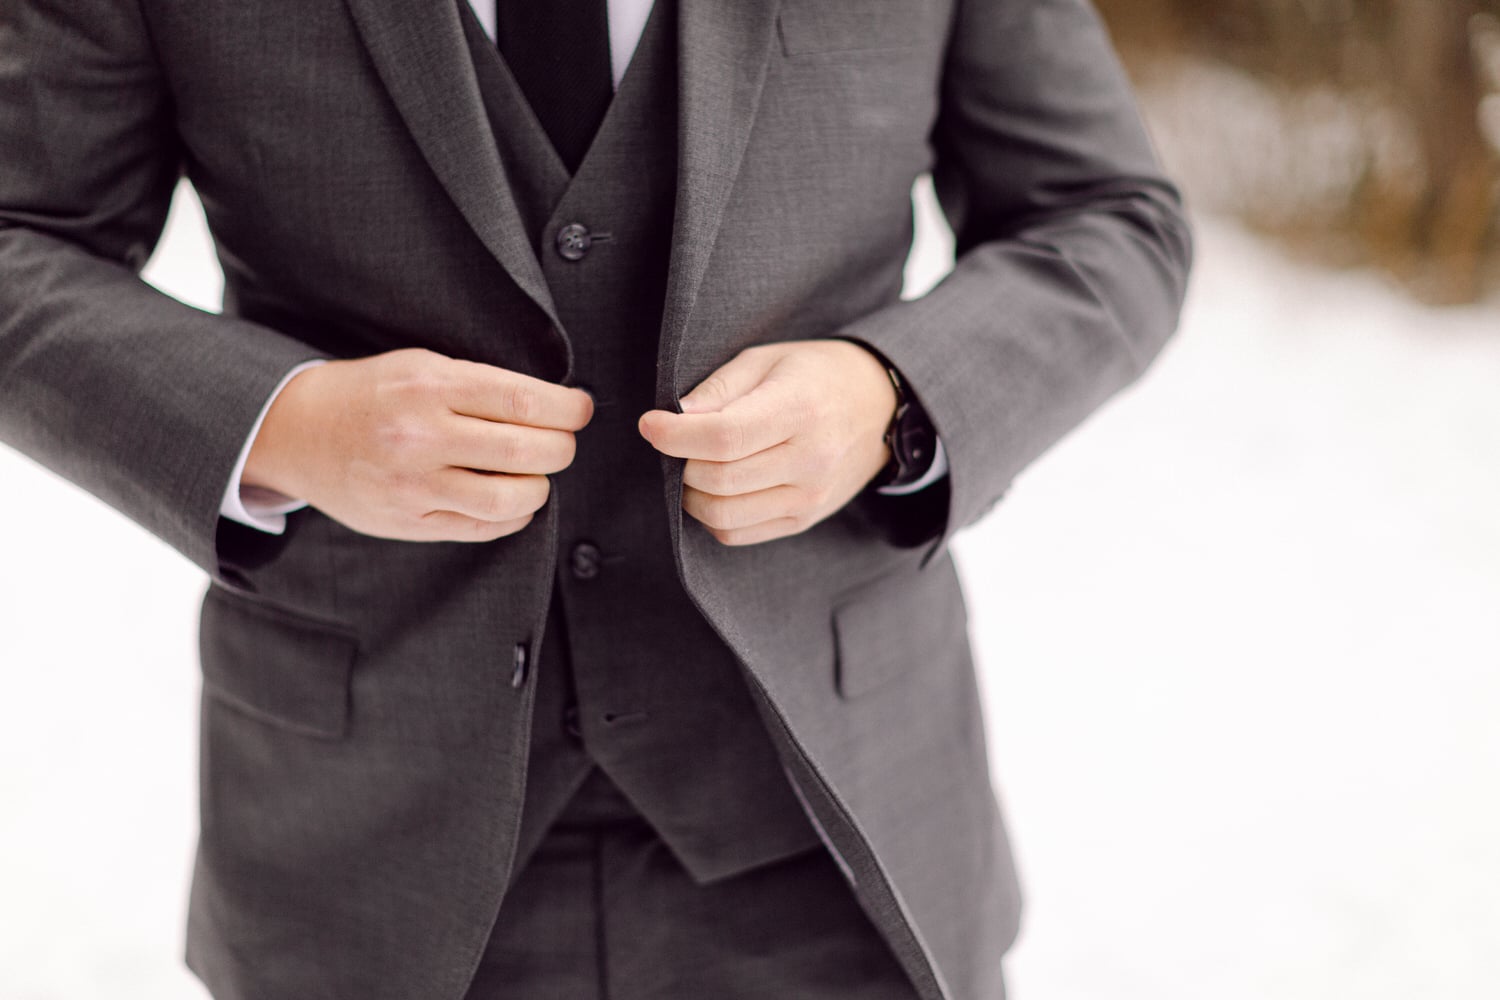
[0,1,1191,998]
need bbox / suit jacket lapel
[340,0,562,332]
[339,0,780,408]
[658,0,783,409]
[656,0,783,550]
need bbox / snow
[1,181,1497,998]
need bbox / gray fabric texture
[462,0,826,885]
[467,766,928,1000]
[0,1,1193,998]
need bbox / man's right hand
[242,348,593,542]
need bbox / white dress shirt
[467,0,653,89]
[220,0,945,533]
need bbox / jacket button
[570,541,603,580]
[555,223,592,261]
[510,642,529,689]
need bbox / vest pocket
[198,584,358,740]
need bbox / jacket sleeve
[0,0,328,577]
[836,0,1194,568]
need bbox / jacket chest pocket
[198,584,358,740]
[776,0,926,56]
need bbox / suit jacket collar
[340,0,784,391]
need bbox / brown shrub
[1094,0,1500,304]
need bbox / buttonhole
[601,710,648,726]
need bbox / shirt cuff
[219,360,325,535]
[875,435,948,496]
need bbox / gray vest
[458,0,821,884]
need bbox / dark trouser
[462,766,924,1000]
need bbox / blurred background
[2,3,1498,998]
[1097,0,1500,306]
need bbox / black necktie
[495,0,615,174]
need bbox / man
[0,0,1191,997]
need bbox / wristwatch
[868,353,938,491]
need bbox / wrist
[830,338,899,486]
[824,333,897,425]
[832,337,935,490]
[243,362,325,501]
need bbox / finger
[680,442,801,496]
[640,380,808,461]
[428,469,552,524]
[410,510,536,543]
[708,517,802,547]
[439,416,578,475]
[446,360,595,431]
[677,346,781,414]
[681,484,805,533]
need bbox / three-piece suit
[0,0,1192,997]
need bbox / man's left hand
[638,339,897,546]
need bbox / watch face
[891,401,937,485]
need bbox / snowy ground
[1,183,1497,999]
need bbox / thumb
[678,346,780,414]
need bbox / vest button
[555,223,593,261]
[570,541,603,580]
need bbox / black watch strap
[878,366,937,488]
[837,339,936,490]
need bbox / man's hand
[638,339,897,546]
[243,348,593,542]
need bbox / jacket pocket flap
[831,556,968,699]
[198,585,357,740]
